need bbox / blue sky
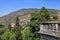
[0,0,60,17]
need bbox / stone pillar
[40,24,43,31]
[49,24,52,30]
[48,24,50,30]
[55,24,58,31]
[52,24,54,31]
[45,25,49,30]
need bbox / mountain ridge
[0,8,60,24]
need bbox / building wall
[40,34,60,40]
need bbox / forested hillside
[0,8,59,25]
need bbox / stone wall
[40,34,60,40]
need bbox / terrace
[38,22,60,38]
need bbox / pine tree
[8,23,11,31]
[13,16,22,40]
[30,11,40,33]
[40,7,50,21]
[30,10,40,40]
[30,7,50,40]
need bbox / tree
[30,7,50,40]
[40,7,50,21]
[53,15,58,19]
[0,28,9,40]
[13,16,22,40]
[1,31,16,40]
[53,15,58,21]
[21,26,33,40]
[8,23,12,31]
[30,9,40,40]
[30,11,40,33]
[0,24,4,28]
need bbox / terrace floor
[38,30,60,38]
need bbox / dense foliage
[21,26,33,40]
[1,31,16,40]
[53,15,58,19]
[13,16,22,40]
[0,7,50,40]
[30,7,50,40]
